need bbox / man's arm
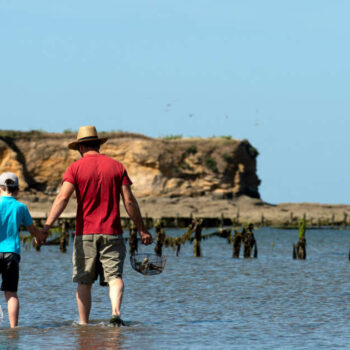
[43,181,75,232]
[121,185,152,245]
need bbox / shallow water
[1,228,350,349]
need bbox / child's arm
[27,224,47,245]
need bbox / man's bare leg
[109,278,124,317]
[76,283,92,324]
[5,291,19,328]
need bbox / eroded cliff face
[0,131,261,199]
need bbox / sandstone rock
[0,131,261,199]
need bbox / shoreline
[21,194,350,228]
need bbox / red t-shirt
[63,153,132,235]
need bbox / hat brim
[68,137,108,150]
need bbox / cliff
[0,130,260,199]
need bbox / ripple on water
[1,228,350,349]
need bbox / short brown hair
[79,140,101,150]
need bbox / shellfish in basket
[130,253,166,275]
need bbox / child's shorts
[0,253,20,292]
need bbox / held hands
[27,224,48,247]
[41,225,50,237]
[140,230,153,245]
[33,230,47,247]
[36,225,50,245]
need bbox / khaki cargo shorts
[73,234,126,284]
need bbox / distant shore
[21,193,350,228]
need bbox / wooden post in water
[242,223,257,258]
[220,213,224,228]
[175,214,179,228]
[232,230,242,258]
[60,220,68,253]
[293,218,306,259]
[193,218,203,257]
[154,220,166,257]
[129,221,138,256]
[175,237,181,256]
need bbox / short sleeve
[63,164,75,185]
[122,169,132,186]
[21,205,33,227]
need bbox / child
[0,172,46,328]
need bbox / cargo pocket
[72,235,97,284]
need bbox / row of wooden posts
[23,217,260,258]
[21,217,313,260]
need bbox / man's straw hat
[68,126,108,150]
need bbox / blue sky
[0,1,349,204]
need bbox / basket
[130,253,166,275]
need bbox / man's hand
[41,225,50,237]
[140,231,153,245]
[40,225,50,244]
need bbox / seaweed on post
[294,218,306,260]
[232,230,242,258]
[242,223,257,258]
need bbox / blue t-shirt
[0,196,33,255]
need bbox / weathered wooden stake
[220,213,224,228]
[129,222,138,255]
[296,237,306,259]
[193,218,202,257]
[60,221,67,253]
[175,238,181,256]
[154,220,166,257]
[242,224,257,258]
[232,230,242,258]
[294,218,306,259]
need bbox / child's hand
[35,230,47,245]
[26,224,48,246]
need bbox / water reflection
[1,329,20,350]
[73,324,125,350]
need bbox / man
[42,126,152,326]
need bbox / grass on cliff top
[0,129,245,145]
[0,129,152,140]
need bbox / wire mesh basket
[130,253,166,275]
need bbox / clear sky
[0,1,349,204]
